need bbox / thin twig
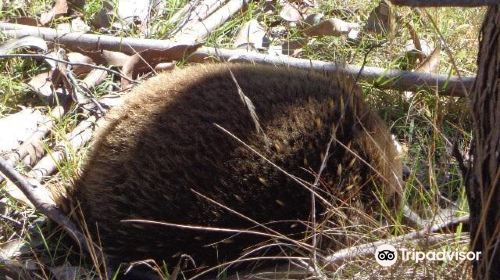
[0,53,137,83]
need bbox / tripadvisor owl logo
[374,244,481,266]
[375,244,397,266]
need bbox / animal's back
[68,63,402,268]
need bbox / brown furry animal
[65,63,403,271]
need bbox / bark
[467,5,500,279]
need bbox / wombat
[64,63,403,273]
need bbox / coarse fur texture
[64,63,403,272]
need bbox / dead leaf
[233,19,267,50]
[405,39,432,67]
[82,69,108,89]
[304,18,360,37]
[42,50,74,103]
[76,50,130,66]
[70,17,91,33]
[28,72,55,100]
[101,51,131,67]
[67,52,94,76]
[28,69,70,103]
[280,3,302,22]
[270,25,288,38]
[364,0,395,36]
[121,44,201,88]
[415,44,441,73]
[9,17,39,26]
[75,69,108,106]
[24,138,45,166]
[43,49,67,70]
[0,109,46,153]
[0,36,48,55]
[40,0,68,26]
[81,94,125,113]
[303,13,323,27]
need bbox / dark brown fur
[66,63,402,270]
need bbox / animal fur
[64,63,403,270]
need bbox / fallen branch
[3,115,102,206]
[0,156,89,253]
[168,0,227,37]
[0,53,136,83]
[390,0,499,7]
[29,116,101,181]
[1,22,473,97]
[0,106,64,185]
[323,214,469,269]
[188,47,473,97]
[0,67,109,186]
[173,0,249,43]
[0,23,199,56]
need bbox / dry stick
[0,53,135,83]
[1,102,115,257]
[0,106,64,184]
[323,214,469,269]
[8,97,123,189]
[0,23,473,97]
[0,67,109,186]
[173,0,249,43]
[0,157,89,253]
[26,116,101,182]
[168,0,226,37]
[390,0,499,7]
[0,23,199,55]
[188,47,473,97]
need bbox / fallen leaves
[40,0,68,26]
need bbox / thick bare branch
[0,23,473,97]
[0,23,198,55]
[189,47,473,97]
